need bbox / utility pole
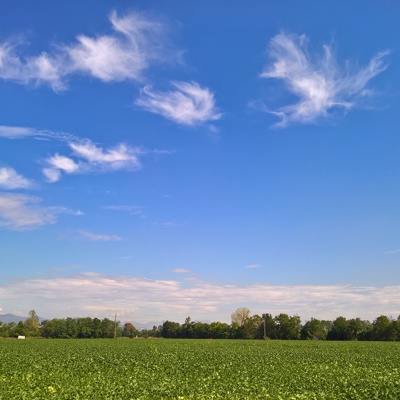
[262,314,267,339]
[114,313,117,339]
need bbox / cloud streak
[0,125,147,183]
[245,264,262,269]
[383,249,400,255]
[78,230,122,242]
[136,81,221,126]
[0,125,77,142]
[0,272,399,323]
[0,193,81,229]
[0,167,33,190]
[172,268,193,274]
[0,125,37,139]
[260,33,389,126]
[0,11,174,90]
[0,193,55,229]
[103,205,145,217]
[43,140,142,182]
[0,41,66,91]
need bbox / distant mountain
[0,314,26,323]
[129,320,215,330]
[0,313,46,323]
[131,321,163,330]
[130,320,211,330]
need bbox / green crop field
[0,339,399,399]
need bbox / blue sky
[0,1,399,324]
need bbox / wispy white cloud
[245,264,262,269]
[383,249,400,255]
[43,140,142,182]
[103,205,145,217]
[0,125,37,139]
[70,141,141,169]
[0,125,76,142]
[0,193,55,229]
[50,207,84,217]
[0,193,81,230]
[260,33,389,126]
[42,168,61,183]
[0,167,33,190]
[78,230,122,242]
[0,41,66,91]
[68,11,170,83]
[0,272,399,323]
[136,81,222,126]
[0,126,147,183]
[172,268,193,274]
[44,154,81,183]
[0,11,174,90]
[47,154,79,173]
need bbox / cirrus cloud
[245,264,262,269]
[172,268,193,274]
[0,125,37,139]
[136,81,222,126]
[0,193,81,230]
[0,193,55,229]
[77,230,122,242]
[43,140,143,182]
[260,33,389,127]
[0,125,149,184]
[0,41,66,91]
[0,11,175,91]
[0,167,34,190]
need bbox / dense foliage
[1,310,400,341]
[161,313,400,341]
[0,339,399,399]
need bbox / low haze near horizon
[1,1,400,324]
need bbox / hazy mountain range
[0,314,26,323]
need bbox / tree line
[1,308,400,341]
[0,311,157,339]
[161,311,400,341]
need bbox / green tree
[101,318,120,338]
[242,314,263,339]
[122,322,138,338]
[65,317,79,338]
[0,322,15,338]
[207,321,230,339]
[321,320,333,334]
[192,322,210,338]
[327,317,352,340]
[180,316,195,338]
[347,318,371,340]
[25,310,40,337]
[301,318,328,340]
[393,316,400,341]
[372,315,397,341]
[161,321,181,338]
[274,314,301,340]
[14,320,26,336]
[77,317,94,338]
[92,318,103,338]
[41,318,67,338]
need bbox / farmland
[0,339,399,399]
